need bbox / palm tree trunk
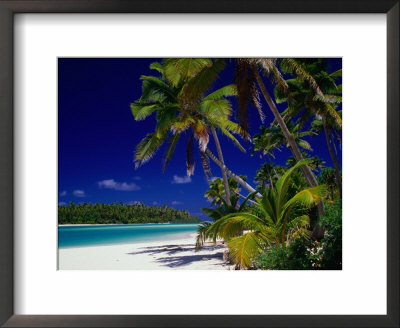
[205,148,262,198]
[265,159,274,189]
[253,69,319,188]
[322,119,342,199]
[211,127,231,206]
[252,68,324,239]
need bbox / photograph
[58,58,342,270]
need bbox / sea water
[58,223,200,248]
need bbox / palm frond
[130,103,160,121]
[284,184,326,210]
[199,98,232,117]
[281,59,324,98]
[170,116,195,133]
[227,231,265,269]
[134,133,165,168]
[260,58,289,101]
[180,59,226,105]
[238,191,258,211]
[162,133,180,172]
[203,84,238,100]
[207,212,266,242]
[201,207,224,221]
[287,215,310,230]
[222,120,250,141]
[275,159,310,211]
[329,69,342,78]
[139,75,176,102]
[163,58,212,86]
[149,61,164,75]
[297,139,313,151]
[322,103,342,129]
[216,125,246,152]
[291,226,310,240]
[155,105,179,137]
[258,189,278,226]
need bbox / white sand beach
[58,233,233,270]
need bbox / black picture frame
[0,1,398,327]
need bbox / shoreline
[59,222,202,227]
[58,232,233,270]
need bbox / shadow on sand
[126,243,227,268]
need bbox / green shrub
[256,238,317,270]
[319,200,342,269]
[256,245,290,270]
[256,200,342,270]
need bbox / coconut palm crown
[130,59,246,185]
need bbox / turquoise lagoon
[58,223,200,248]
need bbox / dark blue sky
[58,58,341,219]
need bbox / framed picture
[0,0,398,327]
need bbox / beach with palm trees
[59,58,342,270]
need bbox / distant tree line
[58,202,202,224]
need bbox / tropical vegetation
[130,58,342,270]
[58,202,201,224]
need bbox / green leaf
[162,133,180,172]
[329,69,342,78]
[134,133,165,168]
[163,58,212,86]
[203,84,238,101]
[227,232,265,269]
[130,103,159,121]
[284,184,326,210]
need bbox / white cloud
[152,201,159,205]
[171,175,191,184]
[172,201,183,205]
[73,190,86,197]
[60,190,67,197]
[58,201,67,206]
[98,179,141,191]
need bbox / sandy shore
[58,233,233,270]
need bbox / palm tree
[232,58,329,240]
[254,162,274,190]
[275,59,342,198]
[207,160,326,269]
[318,168,339,200]
[204,176,243,206]
[253,120,316,157]
[196,191,256,251]
[234,58,324,189]
[161,58,262,198]
[160,58,329,199]
[287,154,326,173]
[131,59,250,205]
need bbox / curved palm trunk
[205,148,262,198]
[211,127,231,206]
[253,69,318,187]
[322,119,342,199]
[265,159,274,189]
[253,68,324,239]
